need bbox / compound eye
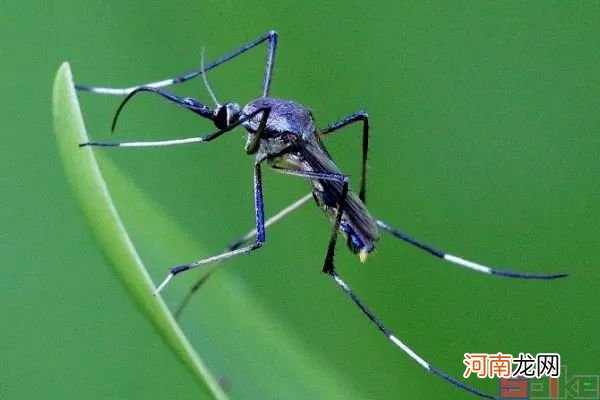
[214,106,229,130]
[214,103,241,129]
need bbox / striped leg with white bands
[329,270,496,399]
[80,136,208,148]
[79,106,270,149]
[174,192,314,318]
[75,30,278,96]
[375,220,568,280]
[228,193,314,250]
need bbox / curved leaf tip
[51,62,228,400]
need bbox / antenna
[201,47,221,107]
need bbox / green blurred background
[3,2,599,399]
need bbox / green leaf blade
[52,62,228,400]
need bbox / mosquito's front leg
[75,30,279,97]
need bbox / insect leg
[375,219,568,279]
[268,166,350,272]
[75,30,279,96]
[288,166,496,397]
[327,269,496,399]
[78,106,268,148]
[227,193,313,251]
[270,168,348,183]
[154,162,266,295]
[259,30,277,97]
[322,177,349,273]
[174,193,313,319]
[154,107,272,294]
[268,170,492,398]
[174,167,348,318]
[320,111,369,203]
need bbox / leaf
[52,62,228,400]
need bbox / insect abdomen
[311,187,378,262]
[340,221,375,260]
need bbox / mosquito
[76,30,567,399]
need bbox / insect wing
[300,138,379,250]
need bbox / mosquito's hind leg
[375,219,568,279]
[308,166,496,398]
[75,30,279,97]
[326,269,496,399]
[320,111,369,203]
[322,181,349,273]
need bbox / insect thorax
[242,97,317,156]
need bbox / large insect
[77,30,567,399]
